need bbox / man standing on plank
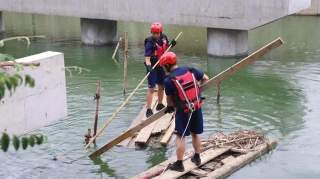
[159,52,209,172]
[144,22,176,117]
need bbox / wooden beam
[190,168,208,177]
[89,107,167,159]
[153,147,230,179]
[204,140,277,179]
[151,113,173,135]
[221,156,236,164]
[118,93,158,147]
[89,37,283,159]
[201,37,284,91]
[117,106,147,147]
[92,80,101,144]
[160,120,175,146]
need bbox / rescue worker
[144,22,176,117]
[159,52,209,172]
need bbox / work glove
[170,39,177,47]
[165,106,175,114]
[144,62,153,73]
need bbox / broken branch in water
[0,35,46,47]
[0,61,40,68]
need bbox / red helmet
[159,52,177,66]
[150,22,163,33]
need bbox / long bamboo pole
[85,32,183,148]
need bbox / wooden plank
[117,106,147,147]
[119,94,158,147]
[131,143,226,179]
[221,156,236,164]
[89,38,283,158]
[160,120,175,146]
[204,140,277,179]
[201,37,284,91]
[134,95,160,145]
[154,147,230,179]
[152,113,173,135]
[190,168,208,177]
[131,149,195,179]
[89,107,167,159]
[134,120,158,145]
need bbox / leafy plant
[0,72,35,99]
[0,132,46,152]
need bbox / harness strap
[191,73,200,105]
[175,79,194,111]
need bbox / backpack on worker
[171,70,202,113]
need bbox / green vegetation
[0,132,46,152]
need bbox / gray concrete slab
[0,0,311,30]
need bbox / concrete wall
[298,0,320,15]
[0,0,311,30]
[0,51,67,135]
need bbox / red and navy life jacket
[144,34,169,65]
[171,70,202,113]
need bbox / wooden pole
[93,80,101,144]
[85,32,183,148]
[123,32,128,95]
[88,37,284,157]
[216,83,221,104]
[112,37,122,60]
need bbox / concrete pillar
[0,11,4,33]
[207,28,248,57]
[80,18,116,45]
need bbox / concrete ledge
[0,51,67,135]
[297,0,320,15]
[0,0,311,30]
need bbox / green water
[0,13,319,179]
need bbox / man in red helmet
[144,22,177,117]
[159,52,209,172]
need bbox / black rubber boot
[191,153,201,166]
[146,108,153,118]
[168,160,184,172]
[156,103,165,111]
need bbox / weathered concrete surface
[81,18,117,45]
[0,51,67,135]
[298,0,320,15]
[0,0,311,56]
[207,28,248,57]
[0,0,311,30]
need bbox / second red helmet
[159,52,177,66]
[151,22,163,33]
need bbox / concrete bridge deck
[0,0,311,56]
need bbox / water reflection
[0,12,318,179]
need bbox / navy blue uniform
[144,34,169,88]
[164,67,204,136]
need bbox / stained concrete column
[207,28,248,57]
[0,12,4,33]
[80,18,116,45]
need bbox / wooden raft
[132,139,277,179]
[88,37,284,159]
[118,92,175,148]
